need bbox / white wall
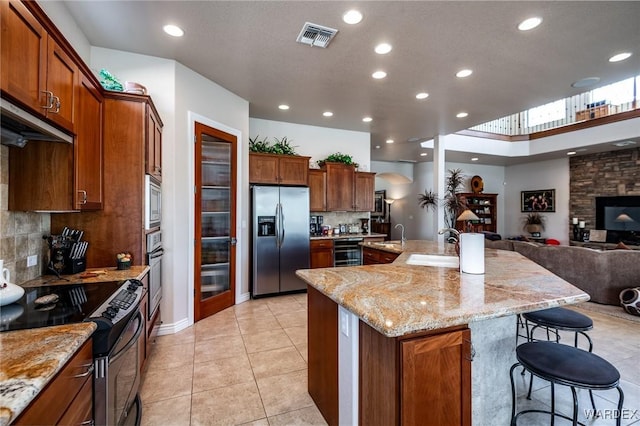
[37,1,92,63]
[249,118,370,171]
[371,161,415,240]
[504,158,570,243]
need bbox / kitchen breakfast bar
[296,240,590,426]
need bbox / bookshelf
[455,193,498,234]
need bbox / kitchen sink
[405,254,459,268]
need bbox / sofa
[485,240,639,306]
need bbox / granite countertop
[21,265,150,288]
[0,323,97,426]
[360,240,404,253]
[296,240,590,337]
[311,232,387,240]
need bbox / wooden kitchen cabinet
[323,162,375,212]
[308,169,327,212]
[362,246,399,265]
[1,0,77,133]
[310,239,334,268]
[73,72,103,210]
[146,103,163,181]
[249,152,310,185]
[14,339,94,425]
[354,172,375,211]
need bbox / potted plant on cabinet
[523,212,546,235]
[317,152,359,169]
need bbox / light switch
[340,309,349,337]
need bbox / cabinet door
[308,169,326,212]
[146,105,162,181]
[325,163,355,211]
[74,73,103,210]
[310,239,333,268]
[45,37,77,132]
[249,153,279,183]
[354,172,375,211]
[279,156,309,185]
[401,329,472,426]
[1,0,47,112]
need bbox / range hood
[1,97,73,147]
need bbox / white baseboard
[157,317,190,336]
[237,291,251,304]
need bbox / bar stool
[521,307,593,351]
[510,341,624,426]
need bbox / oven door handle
[149,248,164,259]
[111,311,144,364]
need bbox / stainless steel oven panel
[333,238,363,267]
[145,175,161,230]
[147,248,162,320]
[94,310,143,426]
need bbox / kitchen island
[296,240,590,426]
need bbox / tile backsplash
[0,145,50,284]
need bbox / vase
[0,282,25,306]
[572,224,580,241]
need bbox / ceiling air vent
[296,22,338,48]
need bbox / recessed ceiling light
[323,111,333,117]
[372,71,387,79]
[386,139,394,144]
[456,112,469,118]
[163,24,184,37]
[362,116,372,122]
[420,152,427,157]
[375,43,392,55]
[609,52,632,63]
[567,151,577,155]
[375,145,380,149]
[456,69,473,78]
[471,157,479,161]
[278,104,290,110]
[343,10,363,25]
[416,92,429,100]
[518,17,542,31]
[613,140,637,147]
[571,77,600,88]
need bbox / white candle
[572,217,578,225]
[579,221,585,228]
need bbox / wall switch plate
[27,255,38,267]
[340,309,349,337]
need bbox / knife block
[65,257,87,275]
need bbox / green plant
[444,168,466,229]
[317,153,359,168]
[271,137,297,155]
[418,190,438,212]
[249,135,270,152]
[98,69,123,91]
[522,212,546,231]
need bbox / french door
[194,122,237,321]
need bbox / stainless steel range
[1,279,145,426]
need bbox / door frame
[187,112,244,326]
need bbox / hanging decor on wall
[521,189,555,212]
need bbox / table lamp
[457,209,480,233]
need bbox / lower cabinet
[308,288,472,426]
[14,339,94,425]
[362,247,399,265]
[310,239,334,268]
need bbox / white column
[433,134,446,242]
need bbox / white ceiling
[62,1,640,165]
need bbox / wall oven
[145,175,161,230]
[146,230,162,320]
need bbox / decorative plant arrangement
[522,212,546,233]
[249,135,298,155]
[417,168,467,230]
[317,152,359,168]
[98,69,124,91]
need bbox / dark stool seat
[523,307,593,331]
[510,341,624,426]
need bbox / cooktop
[0,281,123,332]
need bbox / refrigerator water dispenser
[257,216,276,236]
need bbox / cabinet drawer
[311,239,333,249]
[15,339,93,425]
[57,372,93,426]
[362,247,399,265]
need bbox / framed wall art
[372,190,386,218]
[521,189,555,212]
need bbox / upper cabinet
[323,162,375,212]
[249,153,310,185]
[146,104,162,181]
[308,169,326,212]
[74,74,103,210]
[1,0,77,133]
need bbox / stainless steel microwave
[145,175,161,230]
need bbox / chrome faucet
[438,227,460,243]
[395,223,406,245]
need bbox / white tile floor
[140,296,640,425]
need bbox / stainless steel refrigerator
[251,185,310,297]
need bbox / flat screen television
[595,196,640,243]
